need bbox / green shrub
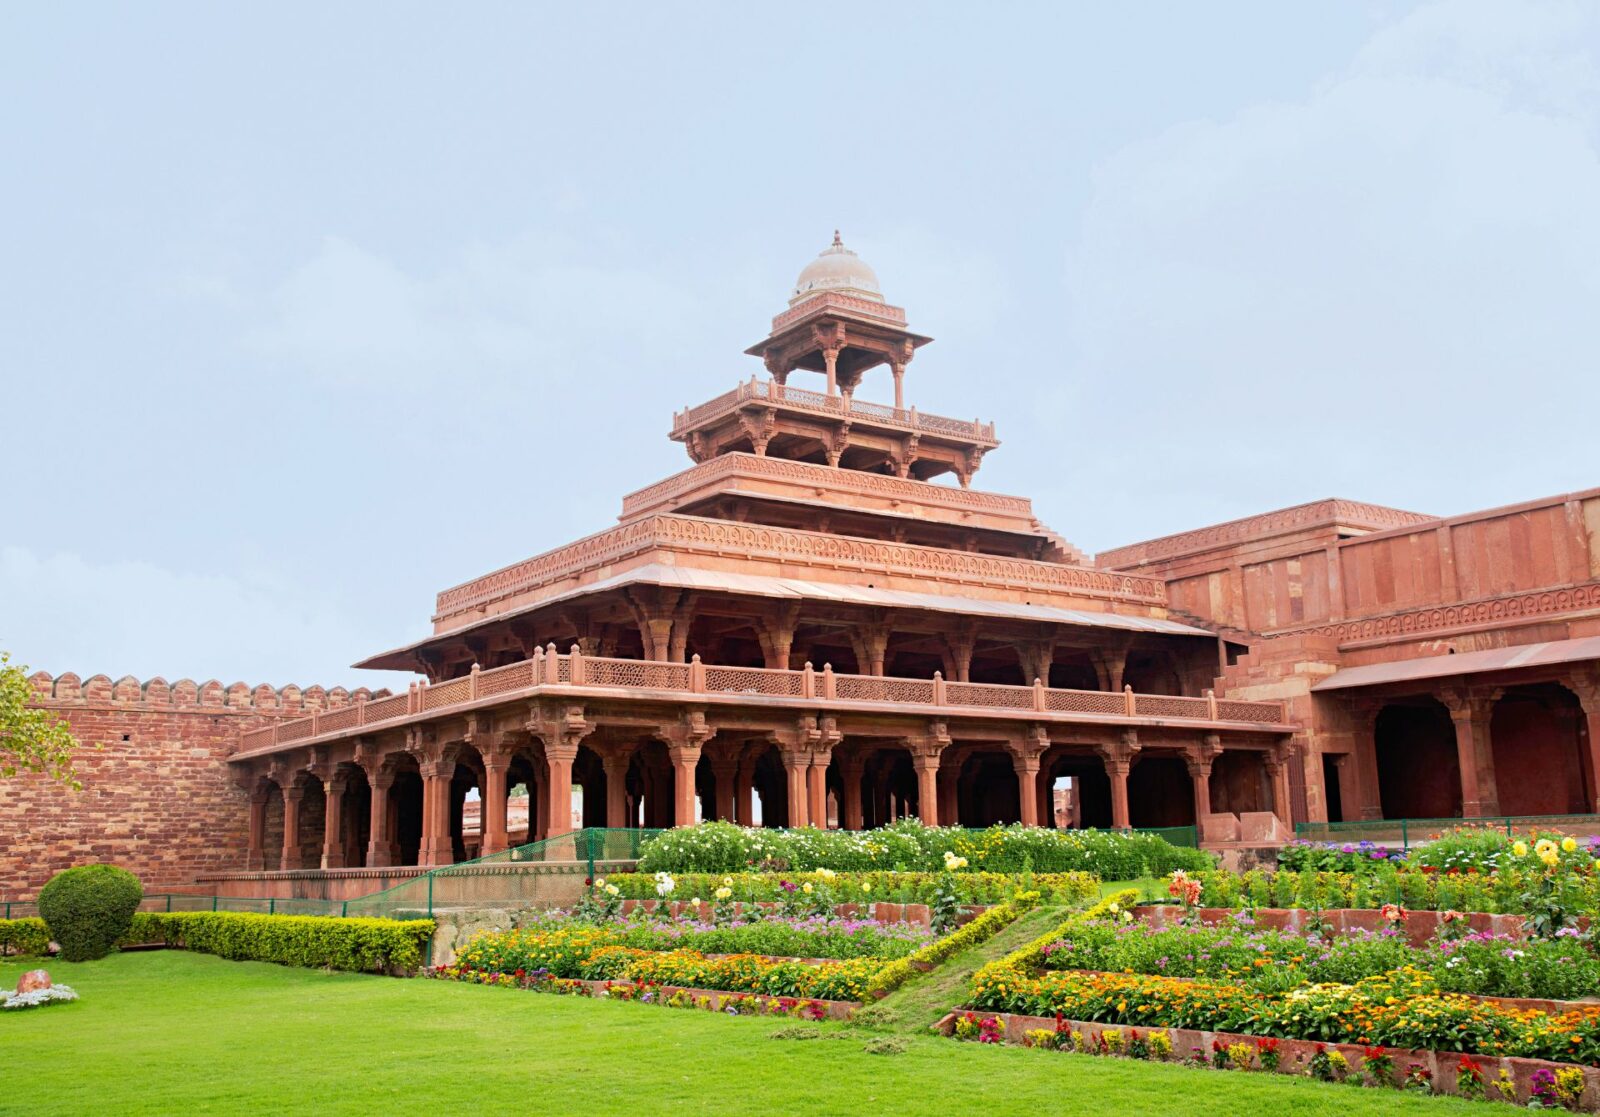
[865,894,1038,997]
[636,820,1208,878]
[0,917,51,957]
[37,864,143,961]
[130,912,434,972]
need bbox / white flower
[604,884,620,897]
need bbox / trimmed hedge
[1196,867,1598,915]
[866,894,1039,997]
[637,820,1209,878]
[125,912,435,972]
[0,917,51,957]
[37,864,143,961]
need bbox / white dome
[789,231,884,306]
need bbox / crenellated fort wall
[2,673,388,898]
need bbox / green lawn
[2,951,1481,1116]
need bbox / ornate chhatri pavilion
[224,234,1294,871]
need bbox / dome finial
[832,229,842,247]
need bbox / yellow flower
[1561,837,1577,853]
[1513,841,1529,857]
[802,882,813,894]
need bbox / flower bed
[603,869,1098,907]
[636,819,1208,878]
[1282,827,1600,877]
[1197,866,1600,916]
[525,909,932,960]
[969,964,1600,1067]
[429,964,861,1016]
[1047,910,1600,1001]
[939,1010,1600,1109]
[443,924,888,1001]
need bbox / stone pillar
[911,751,941,827]
[246,788,268,871]
[938,767,958,829]
[280,784,304,871]
[807,751,829,828]
[1349,701,1384,819]
[839,759,864,831]
[891,362,906,410]
[321,772,348,869]
[1444,690,1500,818]
[709,756,739,823]
[782,749,810,827]
[481,754,510,856]
[603,751,632,829]
[1264,746,1296,828]
[669,744,702,827]
[1573,676,1600,812]
[1014,752,1041,827]
[367,771,395,867]
[1099,731,1139,830]
[545,744,578,837]
[420,760,453,866]
[1185,734,1221,840]
[734,756,756,826]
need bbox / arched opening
[1043,752,1112,830]
[748,745,789,828]
[506,749,542,844]
[955,749,1019,827]
[447,746,485,863]
[1127,754,1194,828]
[1492,684,1590,815]
[385,756,425,867]
[575,744,607,829]
[861,747,915,828]
[1048,653,1100,692]
[337,764,371,868]
[1123,652,1183,696]
[289,773,325,870]
[628,740,675,829]
[1373,699,1459,819]
[1210,750,1272,816]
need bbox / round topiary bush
[36,864,143,962]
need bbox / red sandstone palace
[11,235,1600,897]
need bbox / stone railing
[618,451,1036,520]
[670,379,998,444]
[1096,499,1435,570]
[433,513,1166,622]
[234,647,1290,756]
[769,290,908,331]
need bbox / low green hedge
[0,917,51,957]
[1196,867,1598,915]
[865,895,1038,997]
[125,912,435,972]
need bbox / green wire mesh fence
[1293,813,1600,851]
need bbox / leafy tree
[0,651,80,788]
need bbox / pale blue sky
[4,1,1597,689]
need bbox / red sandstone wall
[2,673,384,900]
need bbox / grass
[1,950,1483,1116]
[856,904,1064,1032]
[1099,876,1166,901]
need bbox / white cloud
[0,546,411,691]
[1049,0,1600,540]
[245,234,707,387]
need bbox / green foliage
[636,820,1209,878]
[603,870,1098,907]
[128,911,435,972]
[866,895,1037,997]
[0,651,81,787]
[0,917,51,956]
[1194,867,1600,916]
[37,864,143,961]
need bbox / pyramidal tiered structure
[230,236,1292,871]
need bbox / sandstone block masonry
[4,673,385,899]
